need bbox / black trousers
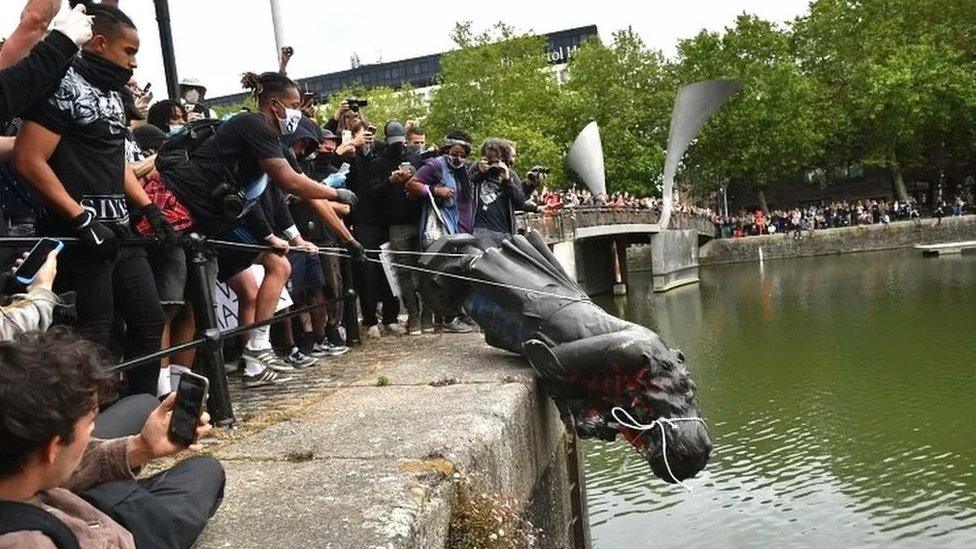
[54,245,164,396]
[92,394,159,439]
[354,223,400,326]
[83,456,225,549]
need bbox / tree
[320,85,428,138]
[794,0,976,201]
[674,15,825,212]
[426,22,565,181]
[560,28,675,195]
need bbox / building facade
[209,25,598,108]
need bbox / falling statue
[415,79,742,484]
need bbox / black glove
[72,210,119,259]
[334,188,358,209]
[345,240,365,262]
[143,204,178,247]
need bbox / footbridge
[519,208,715,294]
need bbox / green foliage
[561,28,675,194]
[211,97,256,119]
[320,85,429,139]
[674,15,825,195]
[427,22,565,182]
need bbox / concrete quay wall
[196,335,575,549]
[628,215,976,268]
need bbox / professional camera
[487,160,505,178]
[527,165,551,183]
[346,97,368,113]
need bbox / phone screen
[14,239,62,285]
[168,373,209,445]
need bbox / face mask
[275,102,303,135]
[405,144,423,155]
[184,89,200,104]
[169,124,184,135]
[447,156,465,169]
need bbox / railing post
[186,234,235,426]
[340,255,361,346]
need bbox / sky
[0,0,812,99]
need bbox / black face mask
[384,142,404,158]
[75,50,133,92]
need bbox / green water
[585,250,976,548]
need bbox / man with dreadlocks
[151,70,361,388]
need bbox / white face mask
[169,124,184,135]
[275,103,302,135]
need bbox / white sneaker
[243,367,291,388]
[364,325,381,339]
[243,347,295,372]
[385,323,407,336]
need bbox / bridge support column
[649,229,700,292]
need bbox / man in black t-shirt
[13,5,173,396]
[157,72,360,387]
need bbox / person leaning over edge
[12,4,173,397]
[0,329,225,549]
[151,71,361,387]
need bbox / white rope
[363,248,478,258]
[362,256,591,303]
[611,407,707,492]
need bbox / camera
[487,160,505,178]
[211,182,246,219]
[346,97,368,113]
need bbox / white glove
[51,5,94,47]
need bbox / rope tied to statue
[611,406,708,492]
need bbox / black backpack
[155,119,223,173]
[0,500,81,549]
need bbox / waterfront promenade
[191,334,572,548]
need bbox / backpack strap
[0,500,81,549]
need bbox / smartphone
[143,82,152,93]
[399,162,412,171]
[167,371,209,446]
[341,130,352,144]
[14,238,63,286]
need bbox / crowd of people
[0,1,577,544]
[711,197,969,239]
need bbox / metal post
[153,0,180,100]
[340,256,361,346]
[269,0,285,58]
[186,235,235,426]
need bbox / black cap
[385,121,406,144]
[321,128,341,142]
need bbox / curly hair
[241,71,298,105]
[0,328,115,480]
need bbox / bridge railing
[517,207,714,241]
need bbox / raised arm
[0,0,61,68]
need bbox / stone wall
[697,215,976,265]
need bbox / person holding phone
[0,245,60,340]
[0,329,225,548]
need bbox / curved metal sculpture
[565,121,607,198]
[658,79,743,228]
[419,231,711,483]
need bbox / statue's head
[572,334,711,484]
[624,338,711,484]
